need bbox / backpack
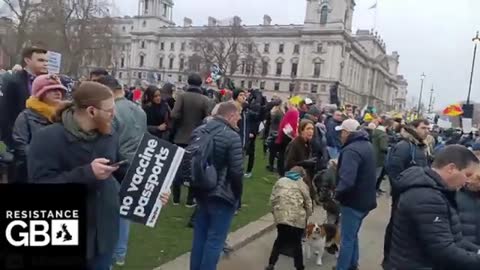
[181,125,226,191]
[385,141,417,170]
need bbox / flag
[369,2,377,9]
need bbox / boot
[265,265,274,270]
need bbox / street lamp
[428,86,434,114]
[417,73,426,115]
[467,31,480,105]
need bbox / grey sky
[116,0,480,110]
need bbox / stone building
[99,0,407,111]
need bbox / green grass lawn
[116,141,277,270]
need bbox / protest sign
[47,51,62,74]
[119,133,185,227]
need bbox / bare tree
[0,0,40,64]
[190,23,262,87]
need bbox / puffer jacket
[457,189,480,246]
[270,175,313,229]
[192,117,244,207]
[389,166,480,270]
[386,126,429,197]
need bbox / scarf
[25,97,56,122]
[61,107,99,141]
[285,171,302,181]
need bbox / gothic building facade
[101,0,407,111]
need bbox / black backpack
[182,125,226,191]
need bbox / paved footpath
[218,193,391,270]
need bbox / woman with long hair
[143,86,171,140]
[285,119,314,172]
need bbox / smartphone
[109,160,128,167]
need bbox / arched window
[320,6,328,24]
[139,55,145,67]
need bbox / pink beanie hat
[31,74,67,99]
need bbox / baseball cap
[304,98,313,105]
[335,119,360,132]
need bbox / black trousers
[268,143,278,170]
[246,136,256,173]
[383,196,399,266]
[268,224,304,270]
[172,143,194,205]
[276,140,289,177]
[376,167,387,190]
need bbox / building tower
[137,0,174,28]
[304,0,355,32]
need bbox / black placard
[0,184,87,270]
[119,133,185,227]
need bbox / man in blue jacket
[334,119,377,270]
[325,110,343,159]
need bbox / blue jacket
[325,117,342,149]
[335,130,377,212]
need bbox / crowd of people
[3,46,480,270]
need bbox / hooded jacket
[270,173,313,229]
[389,166,480,270]
[386,126,429,196]
[372,126,389,168]
[335,130,377,212]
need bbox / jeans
[190,199,236,270]
[268,224,304,270]
[114,218,131,261]
[336,206,369,270]
[327,146,340,159]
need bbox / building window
[160,42,164,50]
[139,55,144,67]
[120,57,125,68]
[274,82,280,91]
[276,62,283,76]
[317,43,323,53]
[163,4,168,16]
[181,42,186,51]
[144,0,149,11]
[178,75,183,82]
[133,71,137,76]
[142,21,146,27]
[303,83,309,92]
[169,58,174,69]
[264,43,270,53]
[320,6,328,24]
[262,61,268,75]
[179,58,185,70]
[313,63,321,78]
[118,72,122,79]
[122,26,126,32]
[291,63,298,77]
[138,72,142,79]
[289,83,295,93]
[311,84,318,93]
[279,44,284,53]
[320,85,327,93]
[248,81,253,89]
[159,57,164,68]
[141,41,145,49]
[260,81,266,89]
[170,42,175,51]
[241,80,245,88]
[293,44,300,54]
[131,25,134,30]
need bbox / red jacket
[276,108,299,144]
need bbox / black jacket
[387,127,429,197]
[193,117,244,207]
[457,190,480,246]
[0,70,31,148]
[335,131,377,212]
[12,109,51,183]
[389,167,480,270]
[27,123,127,261]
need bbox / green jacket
[372,127,389,167]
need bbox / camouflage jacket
[270,177,313,229]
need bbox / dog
[303,222,341,265]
